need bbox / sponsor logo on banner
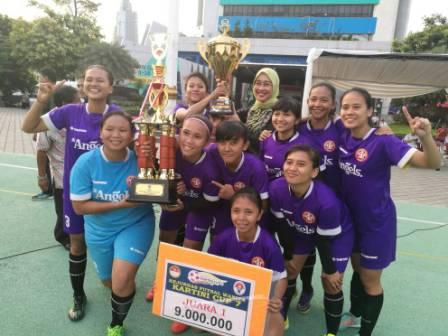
[233,281,247,296]
[169,265,181,279]
[188,270,227,287]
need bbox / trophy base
[128,178,177,204]
[210,96,234,115]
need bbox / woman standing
[70,111,155,336]
[22,65,120,321]
[238,67,280,153]
[338,88,440,335]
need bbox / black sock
[69,253,87,297]
[282,278,297,319]
[349,271,364,317]
[324,291,344,334]
[300,251,316,293]
[359,292,384,336]
[111,291,136,327]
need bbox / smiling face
[283,150,319,186]
[308,85,336,122]
[185,76,207,104]
[231,196,262,236]
[83,68,113,102]
[340,91,372,131]
[272,109,299,134]
[179,118,209,161]
[253,73,273,103]
[100,115,133,152]
[217,137,248,167]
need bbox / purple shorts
[353,227,396,270]
[63,192,84,234]
[210,201,233,237]
[293,228,354,273]
[159,210,187,231]
[185,210,215,242]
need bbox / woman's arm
[21,82,55,133]
[72,198,140,215]
[176,80,229,122]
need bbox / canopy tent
[302,48,448,116]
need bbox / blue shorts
[293,228,354,273]
[353,227,396,270]
[86,220,155,280]
[63,192,84,234]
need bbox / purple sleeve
[317,201,342,237]
[259,139,265,161]
[208,234,224,256]
[43,105,72,131]
[384,135,417,168]
[268,182,283,218]
[251,158,269,200]
[202,158,221,202]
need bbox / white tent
[302,48,448,116]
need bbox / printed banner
[153,243,273,336]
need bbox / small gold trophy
[128,34,178,203]
[198,19,250,115]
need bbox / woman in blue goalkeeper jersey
[70,111,155,336]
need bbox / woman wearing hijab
[238,67,280,153]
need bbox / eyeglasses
[254,81,272,88]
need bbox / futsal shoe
[145,283,155,302]
[171,322,190,334]
[68,294,87,321]
[296,289,314,313]
[107,325,124,336]
[339,311,361,331]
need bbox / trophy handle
[197,40,212,68]
[240,39,251,62]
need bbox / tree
[393,14,448,53]
[0,15,35,96]
[77,42,140,82]
[8,0,102,78]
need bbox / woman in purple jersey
[22,65,120,322]
[270,145,354,335]
[209,187,287,336]
[174,72,228,123]
[338,88,440,336]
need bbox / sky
[0,0,447,41]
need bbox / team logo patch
[191,177,202,189]
[233,281,247,296]
[126,175,136,187]
[187,270,226,286]
[234,181,246,191]
[302,211,316,224]
[169,265,181,279]
[355,148,369,162]
[251,256,265,267]
[323,140,336,152]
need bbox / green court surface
[0,152,446,336]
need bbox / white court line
[0,163,37,171]
[398,216,447,226]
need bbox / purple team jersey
[159,150,221,242]
[207,144,269,235]
[338,128,417,269]
[208,226,287,281]
[259,131,313,181]
[270,178,353,272]
[42,103,120,234]
[298,119,344,192]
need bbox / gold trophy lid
[207,19,239,47]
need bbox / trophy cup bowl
[198,19,250,115]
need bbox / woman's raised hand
[403,106,432,138]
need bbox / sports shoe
[339,312,361,331]
[171,321,190,334]
[31,192,52,201]
[68,294,87,321]
[284,317,289,330]
[107,325,124,336]
[296,290,314,313]
[145,283,155,302]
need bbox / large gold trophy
[128,34,178,204]
[198,19,250,115]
